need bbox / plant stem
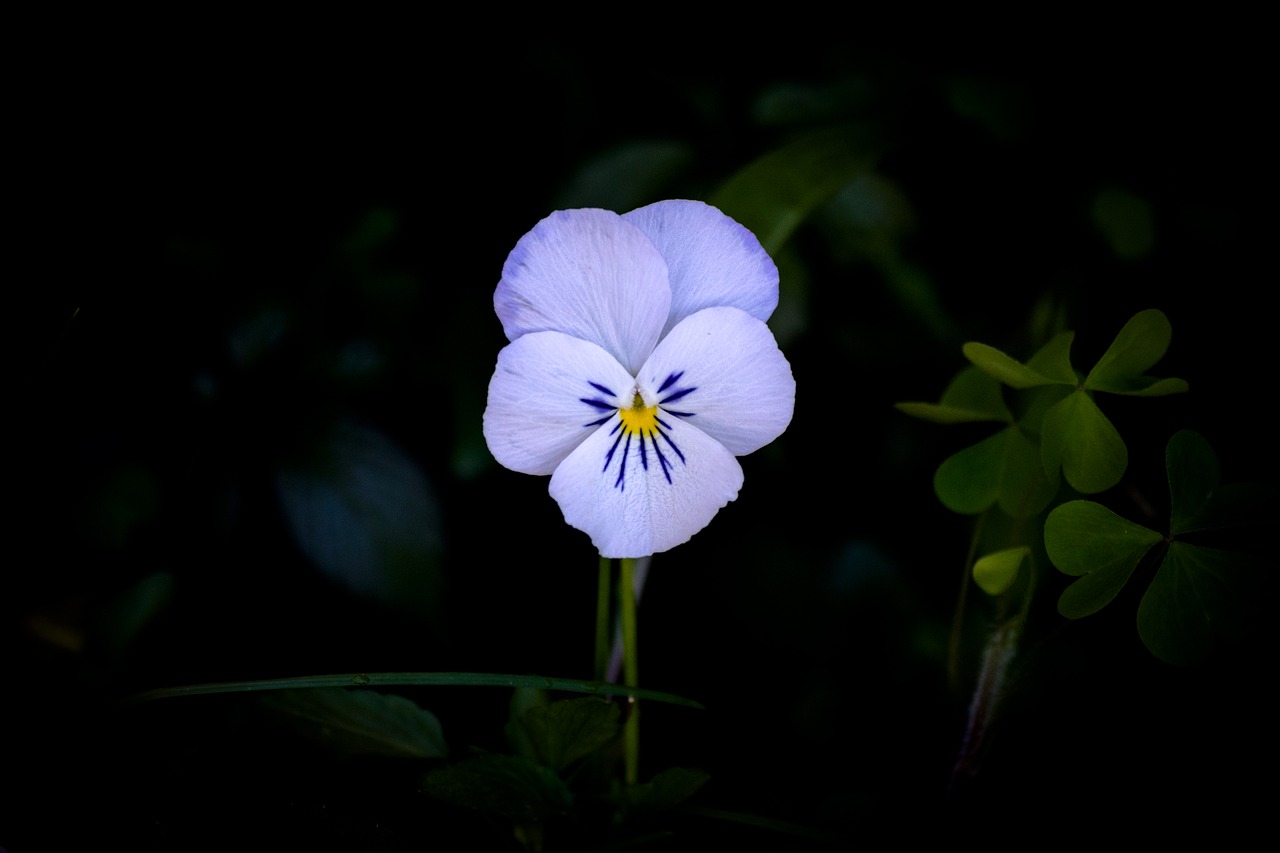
[949,615,1021,791]
[620,556,640,785]
[595,556,612,682]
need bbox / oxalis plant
[896,307,1275,785]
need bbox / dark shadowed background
[7,29,1275,851]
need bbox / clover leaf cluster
[896,309,1271,663]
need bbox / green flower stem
[596,556,612,682]
[620,556,640,786]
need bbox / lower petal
[549,418,744,558]
[483,331,634,475]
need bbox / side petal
[639,307,795,456]
[549,418,744,558]
[495,208,671,375]
[483,331,634,475]
[623,199,779,336]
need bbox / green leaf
[963,342,1062,389]
[505,697,621,775]
[421,752,572,821]
[1024,331,1079,385]
[1046,500,1163,618]
[1137,542,1263,665]
[626,766,711,818]
[894,364,1012,424]
[1040,391,1128,493]
[934,431,1007,514]
[259,687,448,759]
[1084,308,1182,393]
[710,124,880,256]
[996,425,1059,518]
[973,546,1031,596]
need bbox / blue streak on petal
[604,429,625,471]
[580,396,615,411]
[662,409,695,418]
[657,371,684,394]
[651,435,674,483]
[638,431,649,471]
[657,427,686,464]
[585,414,613,427]
[660,385,697,404]
[589,381,617,397]
[615,434,632,489]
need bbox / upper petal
[638,306,795,456]
[623,199,779,337]
[495,208,672,374]
[549,415,745,558]
[483,330,635,475]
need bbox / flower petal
[495,208,671,374]
[483,331,635,475]
[639,307,795,456]
[549,417,744,558]
[623,199,779,336]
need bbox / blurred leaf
[554,139,695,212]
[895,364,1012,424]
[626,766,711,818]
[260,687,448,759]
[505,697,621,775]
[94,571,174,665]
[1136,542,1263,665]
[1085,309,1186,395]
[276,420,444,622]
[421,751,572,822]
[1024,331,1079,385]
[1039,391,1127,494]
[710,124,880,256]
[1092,188,1155,259]
[972,546,1031,596]
[1047,500,1163,619]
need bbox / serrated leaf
[1084,308,1175,391]
[260,688,448,759]
[963,342,1060,389]
[1040,391,1128,493]
[1046,500,1163,618]
[505,697,621,774]
[1136,542,1260,665]
[421,752,572,821]
[973,546,1031,596]
[1024,331,1079,384]
[710,124,880,256]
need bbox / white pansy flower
[483,199,795,558]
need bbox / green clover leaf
[965,310,1187,493]
[1046,430,1273,664]
[973,546,1033,596]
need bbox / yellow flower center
[618,392,658,435]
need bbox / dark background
[7,30,1275,850]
